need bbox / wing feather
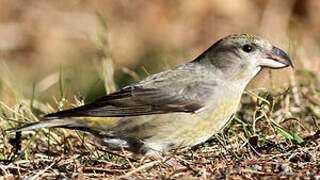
[45,65,217,118]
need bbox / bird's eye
[242,44,253,53]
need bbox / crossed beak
[260,46,294,69]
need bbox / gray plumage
[8,34,293,157]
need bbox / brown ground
[1,0,320,179]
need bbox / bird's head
[199,34,294,86]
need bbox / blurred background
[0,0,319,107]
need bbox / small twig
[245,90,270,105]
[121,67,140,81]
[280,117,307,131]
[290,70,301,105]
[29,159,58,180]
[121,145,135,169]
[119,160,160,178]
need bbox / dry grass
[1,0,320,179]
[1,82,320,179]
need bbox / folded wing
[45,81,216,118]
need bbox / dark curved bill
[260,46,294,69]
[271,46,294,68]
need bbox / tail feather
[6,118,80,132]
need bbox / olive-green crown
[227,34,259,41]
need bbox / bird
[7,34,294,157]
